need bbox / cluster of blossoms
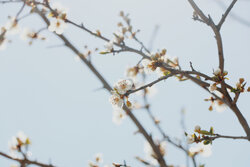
[48,2,68,34]
[141,49,179,77]
[186,126,212,157]
[109,79,134,108]
[144,140,167,165]
[8,131,31,158]
[109,79,134,124]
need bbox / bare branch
[200,134,248,141]
[125,74,173,96]
[217,0,238,31]
[0,151,55,167]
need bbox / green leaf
[99,51,110,54]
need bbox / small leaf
[99,51,110,55]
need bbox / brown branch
[188,0,224,72]
[215,0,250,28]
[217,0,238,31]
[125,74,173,96]
[187,0,250,139]
[15,0,25,19]
[0,151,55,167]
[201,134,248,141]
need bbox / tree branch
[187,0,250,139]
[217,0,238,31]
[0,151,55,167]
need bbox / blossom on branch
[109,92,123,108]
[112,108,126,125]
[113,79,133,95]
[49,2,68,20]
[103,40,114,52]
[48,18,67,34]
[189,143,212,157]
[187,134,195,144]
[5,16,19,34]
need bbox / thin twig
[0,152,55,167]
[217,0,238,31]
[125,74,173,96]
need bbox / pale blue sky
[0,0,250,166]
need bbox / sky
[0,0,250,167]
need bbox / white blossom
[17,131,28,143]
[109,92,123,108]
[48,18,67,34]
[5,16,19,34]
[141,59,153,74]
[20,28,30,41]
[189,143,212,157]
[112,108,125,125]
[103,165,111,167]
[187,134,195,144]
[94,153,103,163]
[8,136,18,151]
[214,68,221,75]
[113,79,133,95]
[212,91,227,112]
[104,40,114,52]
[209,83,217,92]
[194,125,201,132]
[125,66,138,82]
[8,131,30,151]
[155,67,166,77]
[113,30,124,44]
[51,2,68,15]
[213,100,227,112]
